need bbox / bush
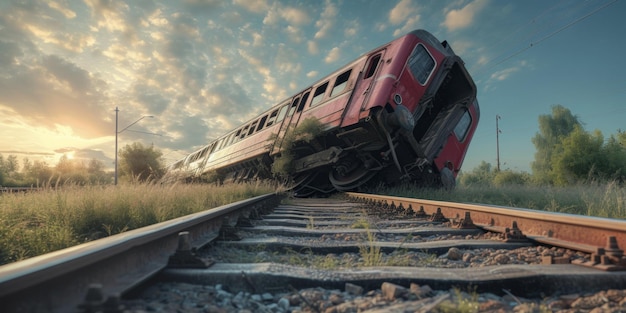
[493,170,530,187]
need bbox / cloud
[262,3,311,27]
[47,1,77,19]
[280,7,311,26]
[307,40,319,54]
[490,66,518,81]
[388,0,421,37]
[392,15,420,37]
[233,0,269,14]
[389,0,415,25]
[314,0,338,39]
[0,54,112,138]
[442,0,489,31]
[324,47,340,63]
[344,21,359,37]
[84,0,130,32]
[482,60,528,91]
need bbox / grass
[370,181,626,219]
[435,287,480,313]
[0,181,280,265]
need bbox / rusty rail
[0,193,280,313]
[346,192,626,271]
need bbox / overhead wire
[471,0,619,78]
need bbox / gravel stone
[122,281,626,313]
[446,247,463,260]
[381,282,407,300]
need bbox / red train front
[296,29,479,192]
[164,30,479,195]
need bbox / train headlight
[388,104,415,131]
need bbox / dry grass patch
[0,181,280,265]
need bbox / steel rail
[346,192,626,270]
[0,193,279,313]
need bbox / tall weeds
[371,181,626,219]
[0,181,279,265]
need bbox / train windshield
[454,110,472,142]
[407,44,435,85]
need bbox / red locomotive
[165,29,479,195]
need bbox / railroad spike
[455,212,476,229]
[397,203,407,215]
[605,236,624,259]
[167,231,214,268]
[405,204,415,217]
[430,208,448,223]
[504,221,527,242]
[415,205,427,218]
[77,283,104,313]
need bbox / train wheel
[328,158,377,191]
[292,171,318,197]
[440,166,456,190]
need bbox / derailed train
[164,29,479,195]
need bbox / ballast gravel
[122,281,626,313]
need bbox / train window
[276,104,289,123]
[257,114,268,131]
[248,119,258,136]
[364,54,381,79]
[454,111,472,142]
[200,146,210,158]
[190,151,201,162]
[407,44,435,85]
[288,97,300,117]
[310,81,329,107]
[330,70,352,97]
[298,91,310,112]
[240,125,249,139]
[233,129,242,143]
[265,109,279,127]
[226,132,235,146]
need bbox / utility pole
[115,107,154,185]
[496,114,501,172]
[115,107,119,185]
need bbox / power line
[473,0,618,77]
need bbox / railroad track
[1,192,626,312]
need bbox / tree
[536,121,626,186]
[87,159,108,184]
[618,130,626,147]
[55,155,74,176]
[601,134,626,181]
[26,160,54,186]
[531,105,582,184]
[458,161,495,186]
[118,142,164,182]
[0,154,21,186]
[550,126,603,185]
[493,170,530,187]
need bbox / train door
[271,89,312,155]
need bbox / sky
[0,0,624,173]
